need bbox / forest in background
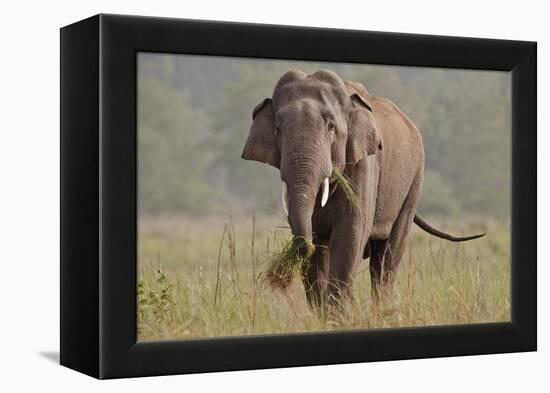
[137,53,511,221]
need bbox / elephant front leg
[326,221,365,305]
[302,238,329,308]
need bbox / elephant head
[242,70,381,253]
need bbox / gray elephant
[241,70,484,307]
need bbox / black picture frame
[60,14,537,379]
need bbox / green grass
[137,215,510,341]
[332,168,362,215]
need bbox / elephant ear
[241,98,281,168]
[347,93,382,164]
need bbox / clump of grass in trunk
[265,236,315,289]
[332,168,362,216]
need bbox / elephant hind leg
[369,238,389,299]
[363,241,371,259]
[370,175,421,299]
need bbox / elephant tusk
[281,182,289,216]
[321,177,329,207]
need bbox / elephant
[241,69,484,307]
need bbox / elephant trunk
[286,183,316,257]
[288,189,315,238]
[281,149,331,256]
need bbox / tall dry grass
[137,215,509,341]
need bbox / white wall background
[0,0,546,390]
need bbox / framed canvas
[60,14,536,379]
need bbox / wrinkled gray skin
[242,70,483,307]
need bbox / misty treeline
[138,53,510,220]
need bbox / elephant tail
[413,214,486,242]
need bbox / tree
[138,77,213,215]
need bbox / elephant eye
[327,122,335,133]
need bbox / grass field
[137,214,510,341]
